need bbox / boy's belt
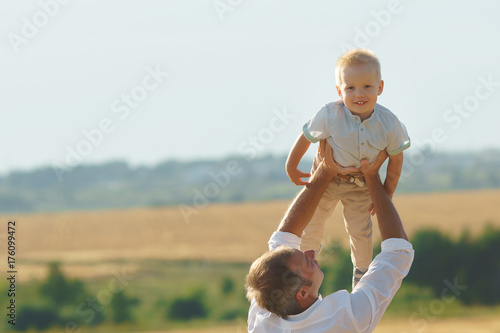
[336,173,365,187]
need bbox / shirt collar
[286,294,323,322]
[341,102,376,123]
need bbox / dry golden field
[3,189,500,332]
[3,189,500,281]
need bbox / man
[245,141,414,332]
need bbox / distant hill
[1,149,499,213]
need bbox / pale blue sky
[1,0,498,174]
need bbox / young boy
[285,49,410,288]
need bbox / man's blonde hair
[245,246,312,319]
[335,48,381,85]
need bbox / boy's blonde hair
[335,48,381,85]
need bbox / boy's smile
[336,63,384,121]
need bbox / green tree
[39,262,86,307]
[110,290,140,323]
[167,288,209,321]
[14,306,59,331]
[221,277,235,295]
[405,226,500,306]
[405,229,458,295]
[462,225,500,304]
[320,243,352,294]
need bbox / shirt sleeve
[268,231,301,251]
[386,121,411,156]
[349,238,414,332]
[303,105,331,143]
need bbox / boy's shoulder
[322,100,345,113]
[374,103,400,125]
[374,103,400,121]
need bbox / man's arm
[368,151,404,216]
[348,151,413,332]
[279,141,358,237]
[360,151,407,241]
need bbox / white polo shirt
[303,100,410,168]
[247,231,414,333]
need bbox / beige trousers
[300,154,373,270]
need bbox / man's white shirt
[247,231,414,333]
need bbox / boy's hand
[286,168,311,185]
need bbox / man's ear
[378,80,384,95]
[296,286,309,301]
[336,86,343,98]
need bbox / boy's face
[336,63,384,120]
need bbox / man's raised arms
[278,141,359,237]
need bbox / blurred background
[0,0,499,332]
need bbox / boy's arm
[285,133,312,185]
[384,152,404,198]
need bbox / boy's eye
[365,85,371,88]
[346,86,354,90]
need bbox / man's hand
[359,149,389,177]
[319,140,359,175]
[360,150,389,216]
[286,168,311,186]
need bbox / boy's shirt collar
[340,101,377,123]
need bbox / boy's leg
[300,179,340,253]
[300,153,340,253]
[340,183,373,288]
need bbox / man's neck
[297,295,319,312]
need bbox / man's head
[245,246,324,319]
[335,48,384,120]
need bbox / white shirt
[247,231,414,333]
[303,100,410,168]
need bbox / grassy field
[7,189,500,270]
[2,189,500,332]
[159,315,500,333]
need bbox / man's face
[288,249,324,298]
[336,63,384,121]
